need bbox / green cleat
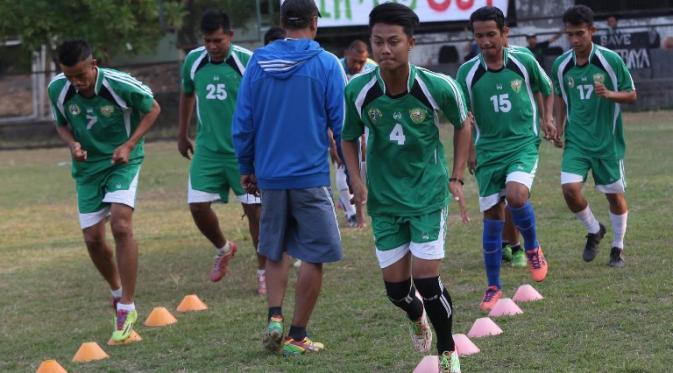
[501,245,513,262]
[511,249,527,268]
[282,336,325,356]
[439,351,461,373]
[263,316,284,352]
[111,309,138,342]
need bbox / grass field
[1,111,672,372]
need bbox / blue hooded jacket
[233,39,346,190]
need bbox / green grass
[1,111,672,372]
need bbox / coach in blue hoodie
[232,0,345,356]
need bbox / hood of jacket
[255,38,323,79]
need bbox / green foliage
[0,0,183,61]
[177,0,257,50]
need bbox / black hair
[264,27,286,45]
[347,39,368,52]
[368,2,419,37]
[562,5,594,26]
[469,6,506,32]
[57,39,92,67]
[200,9,231,34]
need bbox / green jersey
[509,44,535,58]
[48,68,154,176]
[457,48,552,164]
[342,64,468,216]
[552,43,634,159]
[181,44,252,155]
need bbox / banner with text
[281,0,510,28]
[595,31,658,70]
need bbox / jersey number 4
[490,94,512,113]
[389,123,406,145]
[206,83,227,100]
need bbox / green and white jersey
[509,44,535,58]
[181,44,252,155]
[552,43,634,159]
[342,64,468,216]
[457,48,552,164]
[48,68,154,175]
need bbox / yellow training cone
[176,294,208,313]
[107,330,143,346]
[36,359,68,373]
[72,342,109,362]
[143,307,177,327]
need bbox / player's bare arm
[177,92,196,159]
[538,92,557,142]
[112,100,161,164]
[450,115,472,223]
[341,139,367,205]
[593,83,637,104]
[553,94,566,148]
[55,124,87,161]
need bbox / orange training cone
[413,355,439,373]
[488,298,524,317]
[107,330,143,345]
[176,294,208,313]
[467,317,503,338]
[512,284,544,302]
[36,359,68,373]
[72,342,109,362]
[144,306,177,327]
[453,334,480,356]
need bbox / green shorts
[561,148,626,193]
[371,208,447,268]
[188,147,260,204]
[75,159,142,229]
[475,145,539,212]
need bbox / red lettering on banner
[456,0,474,10]
[428,0,451,11]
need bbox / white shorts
[187,178,261,204]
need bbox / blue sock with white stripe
[483,219,504,289]
[507,201,539,251]
[414,276,455,354]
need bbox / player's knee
[562,185,581,201]
[189,202,210,215]
[83,232,106,251]
[110,217,132,237]
[413,277,442,299]
[384,279,412,304]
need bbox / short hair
[469,6,506,32]
[200,9,231,34]
[347,39,368,53]
[369,2,419,37]
[281,0,321,30]
[264,27,286,45]
[562,5,594,26]
[57,39,92,67]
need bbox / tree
[0,0,185,62]
[176,0,257,51]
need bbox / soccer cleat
[408,306,432,353]
[257,272,267,296]
[282,336,325,356]
[526,247,548,282]
[511,249,527,268]
[209,241,237,282]
[608,247,625,268]
[583,223,606,262]
[501,245,513,262]
[111,308,138,342]
[479,286,503,312]
[111,297,121,312]
[263,316,284,352]
[346,215,358,228]
[438,350,461,373]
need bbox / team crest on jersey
[368,108,382,123]
[69,104,81,116]
[100,105,114,117]
[567,77,575,88]
[511,79,523,93]
[593,73,605,84]
[393,112,402,121]
[409,108,427,124]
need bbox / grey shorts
[259,187,342,263]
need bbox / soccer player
[552,5,636,267]
[457,6,552,311]
[232,0,343,357]
[341,3,469,372]
[48,39,160,342]
[178,10,266,294]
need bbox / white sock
[609,211,628,249]
[110,288,123,299]
[257,269,265,277]
[575,206,601,234]
[216,241,231,255]
[116,302,135,312]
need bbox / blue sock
[483,219,504,289]
[507,201,539,251]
